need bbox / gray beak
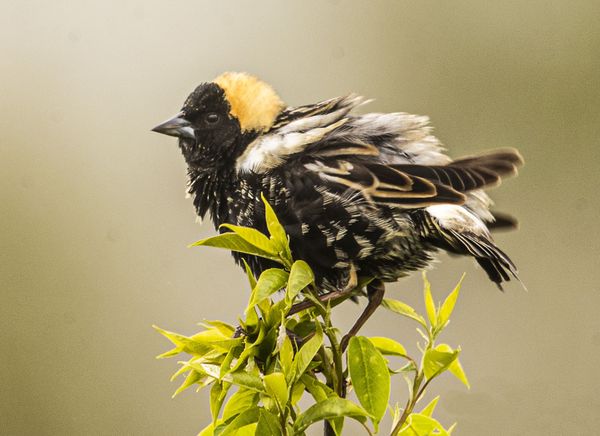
[151,112,195,139]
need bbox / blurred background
[2,0,599,434]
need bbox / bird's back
[230,96,522,290]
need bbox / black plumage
[152,72,524,294]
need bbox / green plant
[155,197,470,435]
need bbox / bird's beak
[151,112,195,139]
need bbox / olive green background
[2,1,599,435]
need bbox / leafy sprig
[156,196,470,435]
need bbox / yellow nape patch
[214,72,284,132]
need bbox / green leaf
[198,422,214,436]
[228,342,258,373]
[154,325,216,358]
[292,320,318,341]
[438,274,465,328]
[193,336,242,353]
[391,361,417,375]
[228,370,267,393]
[222,388,259,421]
[257,325,279,361]
[247,268,289,310]
[257,298,271,320]
[423,347,460,380]
[191,327,238,346]
[423,273,437,327]
[390,402,402,433]
[261,193,291,261]
[293,397,369,433]
[190,233,283,264]
[209,382,229,422]
[219,407,260,436]
[279,335,294,381]
[256,409,282,436]
[331,417,344,436]
[172,369,203,398]
[436,344,470,388]
[381,299,427,327]
[265,299,287,329]
[261,395,278,416]
[242,259,257,289]
[263,372,288,409]
[290,381,305,406]
[199,320,236,336]
[189,361,266,393]
[170,361,192,381]
[398,413,449,436]
[245,305,259,331]
[234,423,257,436]
[292,323,323,382]
[219,223,278,256]
[301,374,334,403]
[419,395,440,417]
[348,336,390,429]
[186,361,217,379]
[287,260,314,301]
[156,346,182,359]
[367,337,407,356]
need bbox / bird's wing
[268,94,367,131]
[236,94,522,208]
[235,95,368,173]
[236,95,451,173]
[302,149,522,209]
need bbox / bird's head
[152,72,284,169]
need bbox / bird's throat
[187,166,237,229]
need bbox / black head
[152,72,284,170]
[152,82,244,167]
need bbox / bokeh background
[2,1,599,434]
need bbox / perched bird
[153,72,523,339]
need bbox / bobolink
[153,72,523,335]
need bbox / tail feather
[416,206,520,289]
[451,229,519,289]
[476,258,510,290]
[392,147,524,194]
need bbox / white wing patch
[464,190,495,223]
[236,118,349,173]
[426,204,490,237]
[326,112,450,166]
[235,95,366,173]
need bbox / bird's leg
[288,290,350,315]
[235,267,359,340]
[288,263,358,316]
[340,279,385,352]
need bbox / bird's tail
[415,205,520,290]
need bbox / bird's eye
[205,113,220,124]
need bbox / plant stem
[311,286,348,435]
[324,420,336,436]
[317,347,334,389]
[391,333,435,435]
[391,373,422,436]
[324,320,344,398]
